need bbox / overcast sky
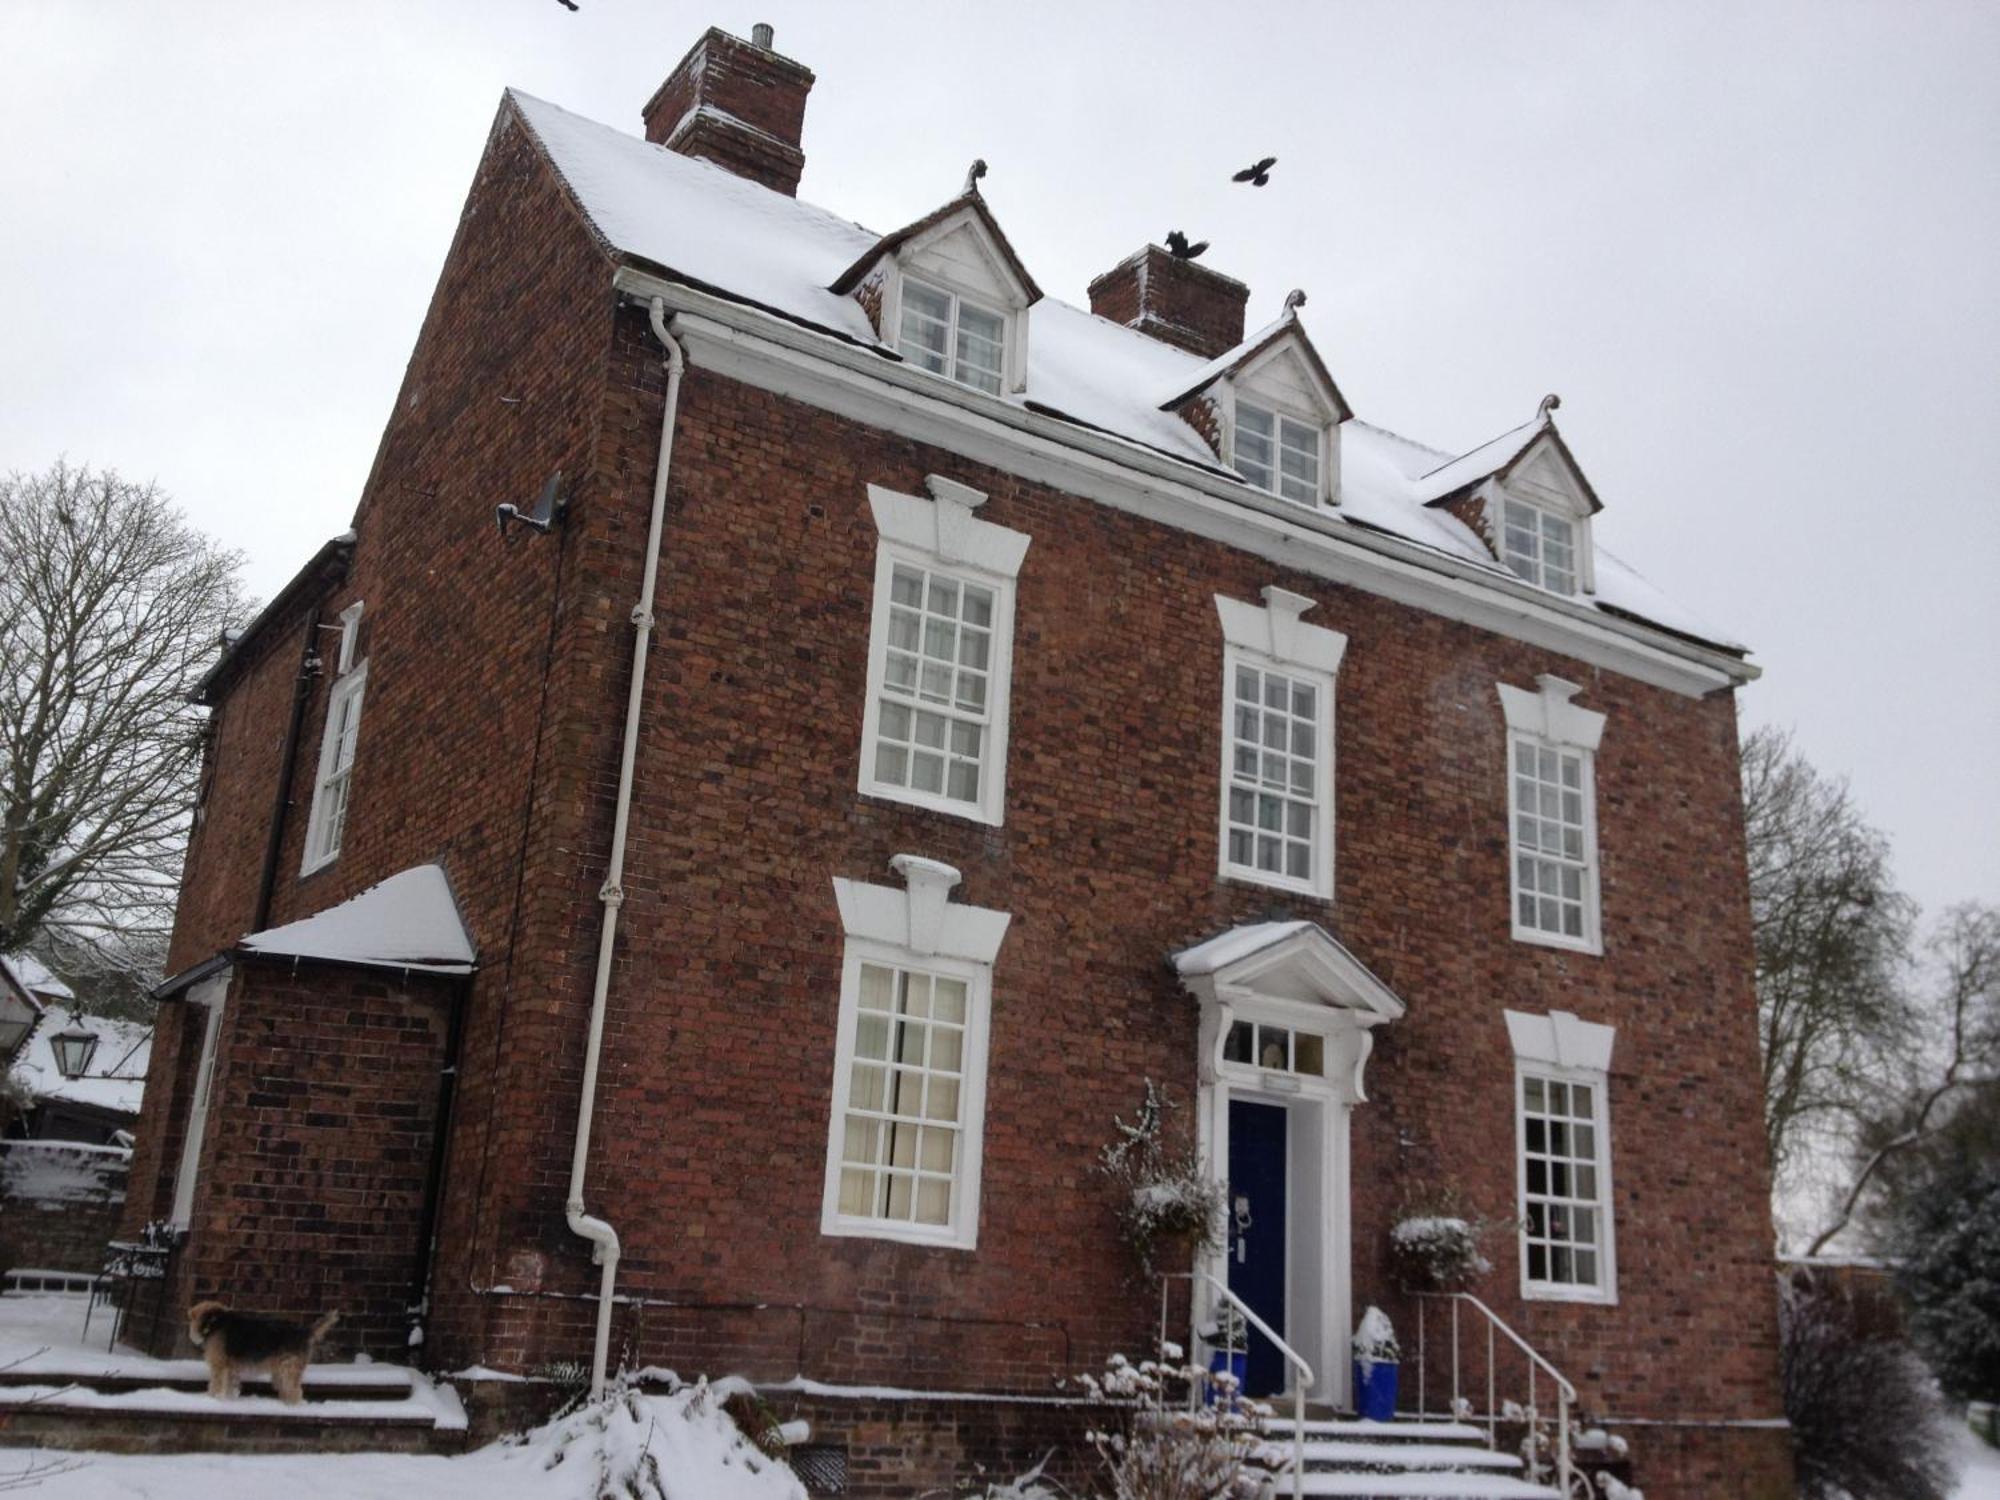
[3,1,1994,919]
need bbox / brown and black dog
[187,1301,340,1403]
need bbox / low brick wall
[0,1139,128,1278]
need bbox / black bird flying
[1232,156,1277,186]
[1165,230,1209,261]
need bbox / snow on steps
[0,1360,467,1455]
[1259,1416,1561,1500]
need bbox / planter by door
[1226,1099,1288,1396]
[1353,1358,1400,1421]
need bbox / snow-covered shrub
[1099,1081,1225,1278]
[1076,1349,1266,1500]
[1350,1306,1399,1372]
[1387,1187,1507,1291]
[962,1452,1066,1498]
[533,1377,807,1499]
[1895,1165,2000,1403]
[1780,1268,1953,1500]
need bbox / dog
[187,1301,339,1403]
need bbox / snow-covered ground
[0,1294,805,1499]
[1959,1422,2000,1499]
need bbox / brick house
[123,23,1792,1498]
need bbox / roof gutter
[565,296,684,1398]
[610,265,1756,697]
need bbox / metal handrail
[1414,1292,1574,1498]
[1160,1270,1313,1500]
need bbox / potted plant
[1201,1302,1249,1403]
[1351,1306,1401,1421]
[1388,1187,1506,1292]
[1098,1080,1225,1279]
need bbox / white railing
[1159,1270,1313,1500]
[1414,1292,1574,1497]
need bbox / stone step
[0,1367,415,1402]
[1293,1439,1523,1471]
[0,1362,466,1455]
[1274,1472,1561,1499]
[0,1397,455,1456]
[1282,1418,1491,1444]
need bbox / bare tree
[1808,903,2000,1255]
[1743,727,1919,1197]
[0,460,244,972]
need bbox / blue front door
[1227,1099,1288,1396]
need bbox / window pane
[1293,1033,1324,1076]
[834,959,978,1236]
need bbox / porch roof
[235,864,477,976]
[1172,921,1406,1020]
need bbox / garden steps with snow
[1257,1415,1561,1500]
[0,1360,467,1454]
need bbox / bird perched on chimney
[1232,156,1277,186]
[1166,230,1209,261]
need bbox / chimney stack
[642,25,814,197]
[1088,247,1249,361]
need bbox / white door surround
[1174,922,1406,1411]
[169,969,232,1231]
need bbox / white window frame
[1505,1009,1617,1305]
[895,273,1010,396]
[1230,397,1325,508]
[1498,675,1605,954]
[1214,588,1347,900]
[169,971,230,1230]
[1499,496,1580,596]
[302,658,367,876]
[822,857,1010,1250]
[857,478,1029,827]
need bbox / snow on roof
[237,864,476,975]
[11,1003,150,1118]
[1411,416,1547,504]
[508,88,1743,655]
[1172,921,1319,977]
[2,952,74,1002]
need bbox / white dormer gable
[901,213,1023,310]
[1484,427,1600,596]
[1227,337,1344,508]
[1162,311,1351,511]
[833,196,1040,398]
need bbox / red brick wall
[640,28,813,197]
[126,100,621,1358]
[1088,246,1251,359]
[441,331,1786,1495]
[132,87,1788,1499]
[0,1141,128,1276]
[160,962,456,1356]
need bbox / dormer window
[1234,401,1321,506]
[899,277,1006,396]
[1501,498,1578,595]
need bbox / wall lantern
[50,1027,99,1079]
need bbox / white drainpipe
[567,295,685,1397]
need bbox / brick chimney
[641,24,814,197]
[1088,247,1250,360]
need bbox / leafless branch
[0,460,245,967]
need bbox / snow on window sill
[1220,864,1332,903]
[1521,1280,1617,1307]
[820,1214,977,1253]
[857,781,1003,829]
[1510,923,1602,958]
